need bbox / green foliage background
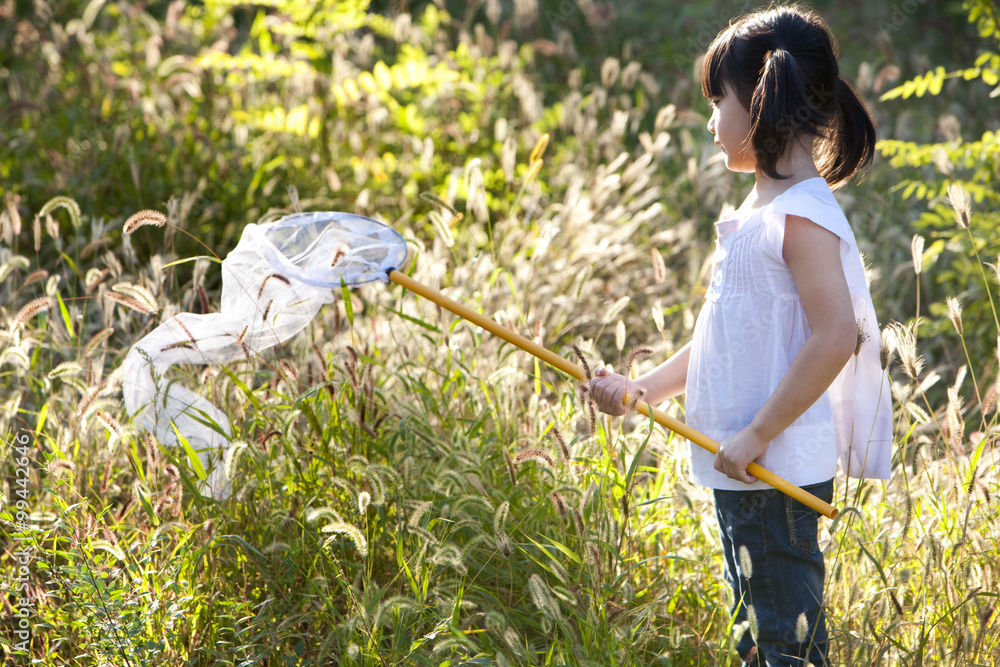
[1,0,999,665]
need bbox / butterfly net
[122,212,408,497]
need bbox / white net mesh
[122,212,408,497]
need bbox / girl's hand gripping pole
[387,269,839,520]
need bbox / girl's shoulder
[764,177,854,246]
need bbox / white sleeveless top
[686,177,893,490]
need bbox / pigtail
[749,49,825,182]
[816,78,877,189]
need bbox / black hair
[700,4,876,188]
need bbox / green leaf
[409,618,450,653]
[171,420,207,481]
[136,486,160,526]
[161,255,222,269]
[340,275,354,326]
[525,534,583,565]
[218,365,262,410]
[59,251,78,276]
[56,292,74,340]
[382,305,441,333]
[965,434,989,492]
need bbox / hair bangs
[700,26,738,100]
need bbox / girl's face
[707,86,755,173]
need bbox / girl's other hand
[588,367,644,416]
[714,426,770,484]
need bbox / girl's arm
[714,214,857,483]
[589,342,691,416]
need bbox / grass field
[2,1,999,665]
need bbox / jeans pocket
[784,494,820,554]
[783,479,833,555]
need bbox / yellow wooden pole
[388,269,839,520]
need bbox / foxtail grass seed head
[321,522,369,557]
[198,284,210,314]
[625,346,652,378]
[572,508,584,534]
[529,132,550,163]
[13,297,55,329]
[946,296,964,336]
[627,387,647,412]
[651,247,666,285]
[891,321,924,381]
[501,136,516,184]
[39,195,81,228]
[524,159,542,186]
[738,545,753,579]
[796,613,809,644]
[615,319,626,352]
[947,183,971,229]
[85,327,115,357]
[577,383,597,434]
[501,445,516,484]
[1,346,30,369]
[47,459,76,476]
[358,491,371,514]
[732,620,749,645]
[76,384,105,419]
[104,291,155,315]
[748,605,759,641]
[603,296,630,324]
[880,327,896,371]
[622,61,642,90]
[155,485,175,515]
[279,359,299,382]
[123,209,168,234]
[85,267,109,291]
[144,432,158,468]
[946,387,965,452]
[493,500,510,536]
[4,191,21,235]
[112,282,158,313]
[47,361,83,380]
[574,264,592,302]
[306,506,344,524]
[409,500,432,531]
[330,245,347,267]
[550,426,571,462]
[513,449,554,468]
[95,409,125,449]
[854,319,869,356]
[223,440,251,481]
[550,491,568,518]
[571,344,592,380]
[986,371,1000,416]
[100,459,113,494]
[23,269,48,287]
[911,234,925,275]
[600,57,620,88]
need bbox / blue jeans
[714,479,834,667]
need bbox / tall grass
[2,1,999,665]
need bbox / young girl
[590,5,892,666]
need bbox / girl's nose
[707,113,716,134]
